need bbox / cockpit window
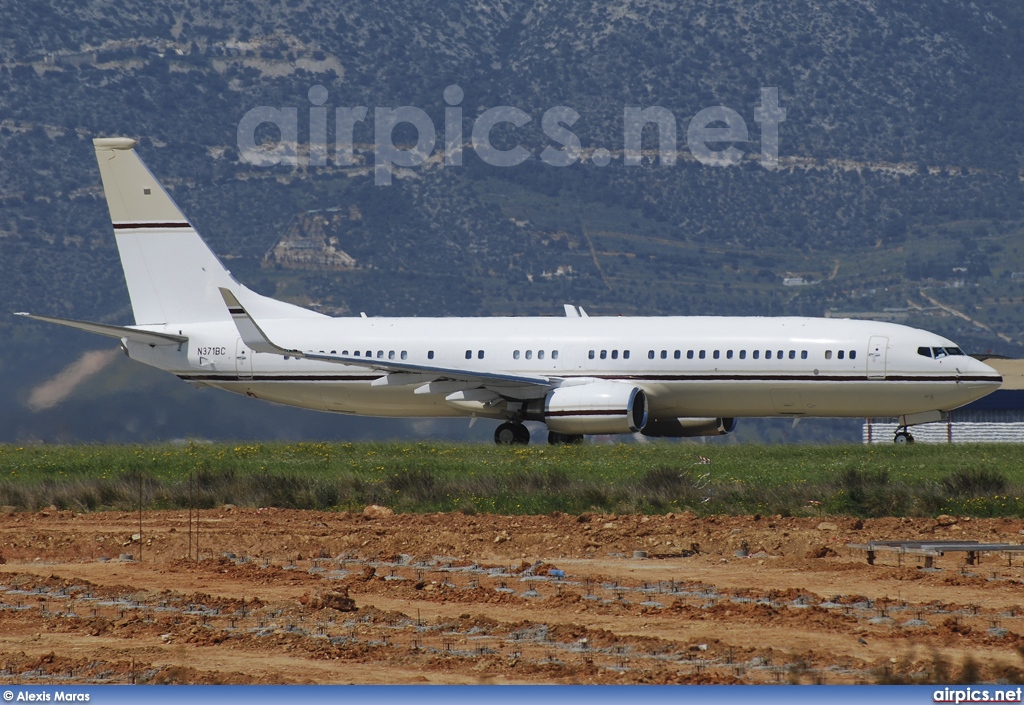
[920,346,964,358]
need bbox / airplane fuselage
[127,314,1000,420]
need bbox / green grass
[0,442,1023,517]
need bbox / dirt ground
[1,505,1023,684]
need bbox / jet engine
[524,381,648,435]
[641,417,737,438]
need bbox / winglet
[219,288,244,314]
[219,288,296,356]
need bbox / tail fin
[93,137,322,324]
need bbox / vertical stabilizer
[93,138,322,324]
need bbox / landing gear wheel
[495,423,516,445]
[893,430,915,445]
[547,431,584,445]
[495,422,530,445]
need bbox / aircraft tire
[495,422,517,445]
[893,431,915,445]
[495,422,530,445]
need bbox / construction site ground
[1,507,1023,684]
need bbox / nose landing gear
[893,427,915,444]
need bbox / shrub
[834,468,910,517]
[941,468,1007,497]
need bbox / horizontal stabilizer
[14,312,187,346]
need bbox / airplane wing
[219,289,554,390]
[13,312,187,346]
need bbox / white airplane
[16,138,1002,444]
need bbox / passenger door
[867,336,887,380]
[235,338,253,380]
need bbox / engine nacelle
[641,417,737,438]
[526,381,648,435]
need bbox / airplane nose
[970,358,1002,388]
[944,357,1002,410]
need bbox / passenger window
[401,351,407,360]
[611,350,619,360]
[330,350,336,354]
[388,350,395,360]
[428,351,434,360]
[801,350,807,359]
[514,350,520,360]
[766,350,772,359]
[377,350,384,359]
[699,350,706,359]
[789,350,795,359]
[687,350,694,359]
[739,350,746,359]
[465,350,472,359]
[648,350,655,360]
[825,350,832,360]
[713,350,720,360]
[478,350,484,359]
[526,350,533,360]
[918,347,932,357]
[753,350,760,359]
[674,350,681,359]
[623,350,630,360]
[838,350,845,360]
[726,350,733,359]
[849,350,856,360]
[365,351,371,357]
[538,350,545,360]
[777,350,783,359]
[600,350,607,359]
[588,350,595,359]
[661,350,667,359]
[341,351,348,356]
[552,350,559,360]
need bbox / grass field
[1,442,1023,517]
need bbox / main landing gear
[547,431,584,445]
[893,428,915,444]
[494,421,530,445]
